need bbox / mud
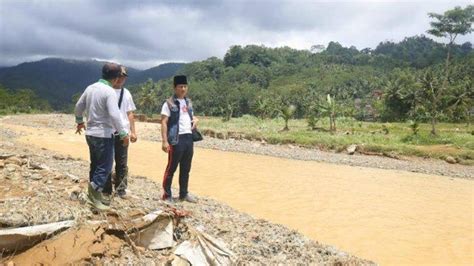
[1,115,473,265]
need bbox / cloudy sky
[0,0,472,69]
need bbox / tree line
[0,86,51,115]
[130,5,473,135]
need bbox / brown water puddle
[2,123,473,265]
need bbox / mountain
[126,63,185,84]
[0,58,184,108]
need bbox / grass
[198,115,474,165]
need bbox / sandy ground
[1,114,473,265]
[1,127,370,264]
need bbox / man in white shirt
[161,75,199,203]
[74,62,129,211]
[103,66,137,199]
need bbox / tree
[214,81,240,122]
[254,98,269,119]
[306,102,321,130]
[445,61,474,125]
[137,79,158,117]
[416,68,444,132]
[427,5,474,134]
[0,86,51,114]
[310,44,325,53]
[381,70,418,121]
[319,94,338,132]
[280,104,296,131]
[223,45,244,67]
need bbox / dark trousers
[103,135,129,194]
[86,135,114,192]
[162,134,194,199]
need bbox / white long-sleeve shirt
[74,79,127,138]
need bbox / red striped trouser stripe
[162,145,174,199]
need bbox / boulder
[346,144,358,155]
[445,156,456,164]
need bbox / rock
[5,163,21,172]
[40,169,51,177]
[346,144,358,155]
[0,154,15,159]
[28,162,49,170]
[445,156,456,164]
[5,156,22,166]
[53,155,65,160]
[383,151,400,160]
[30,173,43,180]
[78,192,88,204]
[216,132,227,139]
[68,186,82,201]
[66,173,80,183]
[228,132,242,140]
[0,213,26,227]
[53,174,66,180]
[0,160,4,168]
[22,171,31,178]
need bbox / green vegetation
[127,5,473,162]
[0,5,471,163]
[0,85,51,115]
[0,58,184,109]
[198,116,474,165]
[131,6,473,136]
[425,5,474,135]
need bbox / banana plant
[319,94,337,132]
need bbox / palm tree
[280,104,296,131]
[138,80,157,117]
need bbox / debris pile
[0,139,374,265]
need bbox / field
[198,115,474,165]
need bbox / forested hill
[131,35,473,123]
[0,35,472,122]
[0,58,184,108]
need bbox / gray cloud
[0,0,472,69]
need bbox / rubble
[0,136,374,265]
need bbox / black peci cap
[173,75,188,87]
